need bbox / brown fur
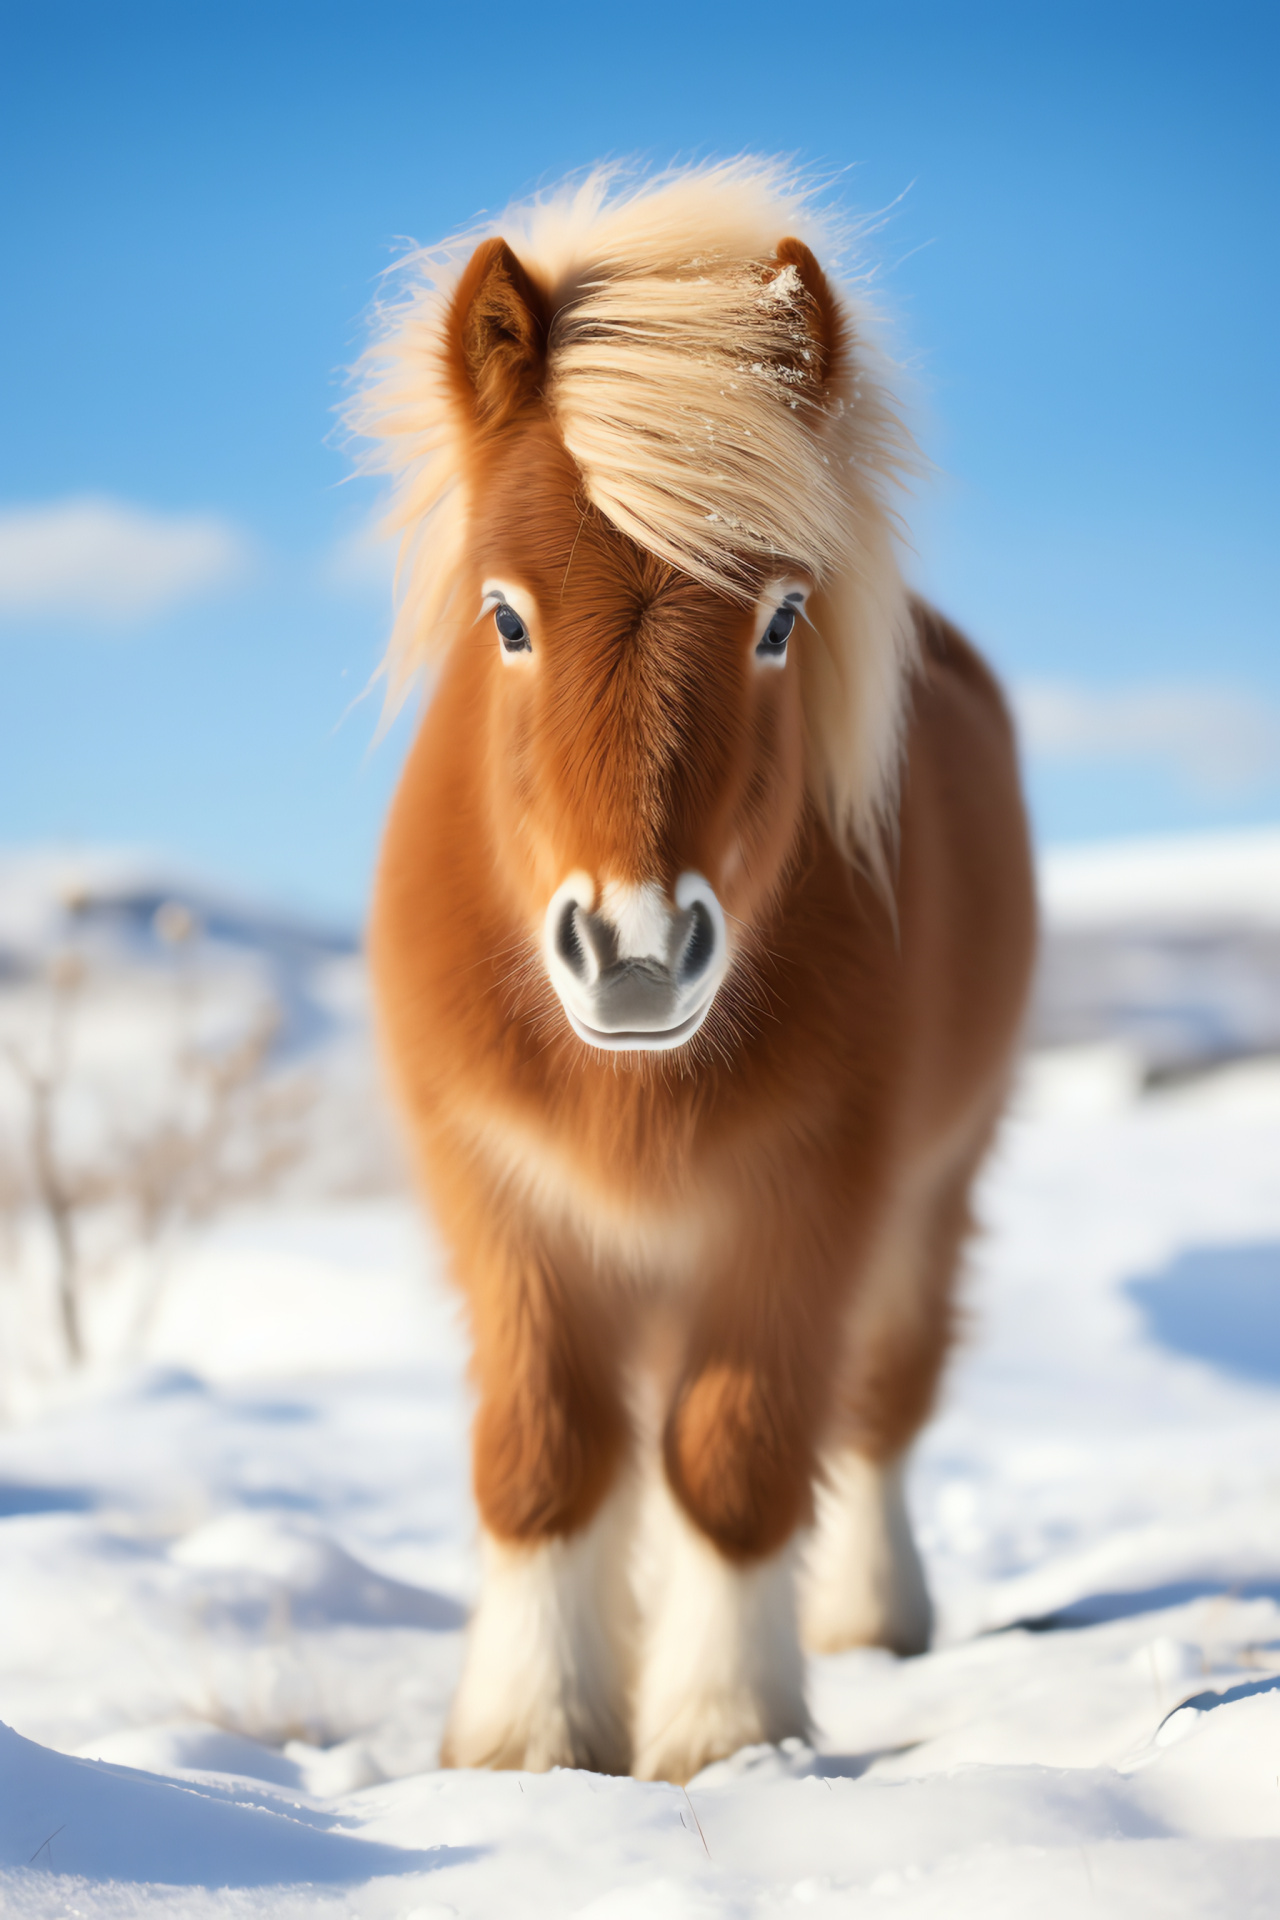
[368,220,1036,1774]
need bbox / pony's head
[357,163,916,1055]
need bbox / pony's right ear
[446,237,549,428]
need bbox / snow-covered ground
[2,836,1280,1914]
[1032,825,1280,1073]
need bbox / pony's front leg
[442,1243,635,1775]
[632,1297,821,1782]
[801,1447,932,1657]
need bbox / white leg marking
[443,1480,636,1774]
[631,1474,808,1782]
[800,1449,932,1656]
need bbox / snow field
[0,1057,1279,1913]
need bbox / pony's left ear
[447,236,549,428]
[770,237,845,392]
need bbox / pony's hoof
[632,1690,809,1784]
[440,1698,631,1775]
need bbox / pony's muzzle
[543,872,727,1052]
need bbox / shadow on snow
[1125,1240,1280,1387]
[1,1722,477,1887]
[1016,1578,1280,1631]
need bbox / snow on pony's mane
[352,158,919,861]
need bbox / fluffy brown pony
[359,162,1035,1784]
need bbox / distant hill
[0,850,360,1057]
[1030,827,1280,1079]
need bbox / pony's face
[444,240,827,1054]
[468,422,810,1052]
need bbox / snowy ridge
[1040,825,1280,929]
[0,846,359,1057]
[1031,826,1280,1074]
[0,848,356,966]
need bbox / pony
[356,160,1036,1784]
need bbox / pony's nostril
[678,900,717,985]
[556,899,589,981]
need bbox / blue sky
[1,0,1276,920]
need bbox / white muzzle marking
[543,872,728,1053]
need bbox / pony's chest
[463,1103,721,1286]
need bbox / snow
[1039,825,1280,929]
[2,839,1280,1912]
[1032,828,1280,1073]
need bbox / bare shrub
[1,951,104,1363]
[0,901,316,1370]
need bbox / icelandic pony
[357,162,1035,1784]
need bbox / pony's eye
[756,604,796,660]
[494,604,531,653]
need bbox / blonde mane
[352,158,919,861]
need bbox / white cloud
[1013,681,1280,796]
[0,496,251,624]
